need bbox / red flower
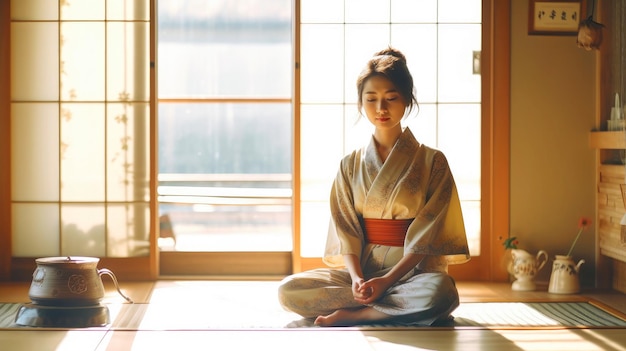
[578,217,591,228]
[568,217,592,257]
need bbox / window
[156,0,481,262]
[157,0,293,252]
[3,0,504,280]
[299,0,482,259]
[10,0,151,258]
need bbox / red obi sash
[363,218,414,247]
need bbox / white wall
[510,0,597,286]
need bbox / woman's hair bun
[373,47,407,63]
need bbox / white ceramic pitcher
[510,249,548,291]
[548,255,585,294]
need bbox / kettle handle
[575,259,586,272]
[535,250,548,271]
[98,268,134,303]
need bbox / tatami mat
[2,281,626,330]
[2,300,626,330]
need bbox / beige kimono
[279,128,470,326]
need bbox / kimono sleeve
[323,155,365,267]
[404,151,470,265]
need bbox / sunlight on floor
[495,329,626,351]
[128,280,301,329]
[578,329,626,351]
[98,330,373,351]
[453,302,562,326]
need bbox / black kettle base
[15,303,110,328]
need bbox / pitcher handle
[535,250,548,271]
[98,268,134,303]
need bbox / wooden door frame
[464,0,510,281]
[0,0,10,281]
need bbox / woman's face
[361,75,407,130]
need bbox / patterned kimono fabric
[279,127,470,326]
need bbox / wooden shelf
[589,131,626,149]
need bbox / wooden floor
[1,280,626,351]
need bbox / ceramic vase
[548,255,585,294]
[509,249,548,291]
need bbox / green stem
[566,228,584,257]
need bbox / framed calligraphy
[528,0,586,35]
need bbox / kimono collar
[367,127,420,163]
[362,127,420,218]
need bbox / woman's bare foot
[314,307,390,327]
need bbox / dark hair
[356,47,418,116]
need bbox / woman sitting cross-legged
[278,47,471,327]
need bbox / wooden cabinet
[590,132,626,292]
[593,1,626,293]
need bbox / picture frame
[528,0,586,35]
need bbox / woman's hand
[353,276,391,304]
[351,278,370,300]
[351,253,425,305]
